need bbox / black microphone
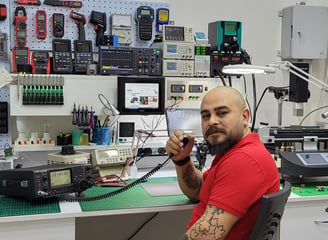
[169,137,189,158]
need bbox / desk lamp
[222,61,328,91]
[222,61,328,126]
[98,93,120,127]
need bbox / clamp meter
[156,8,169,32]
[12,46,30,73]
[52,13,65,38]
[14,6,27,47]
[135,6,154,41]
[36,10,47,40]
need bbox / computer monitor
[117,76,165,115]
[165,108,203,137]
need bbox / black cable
[127,212,159,240]
[213,69,226,86]
[228,75,232,87]
[60,156,172,202]
[299,105,328,126]
[250,74,257,132]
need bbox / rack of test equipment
[0,0,170,151]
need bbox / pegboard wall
[8,0,170,52]
[0,0,12,149]
[0,0,170,149]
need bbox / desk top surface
[1,174,328,221]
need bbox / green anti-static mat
[0,196,60,217]
[79,177,192,212]
[291,183,328,197]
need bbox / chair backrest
[249,180,291,240]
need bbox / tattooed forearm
[182,164,202,189]
[188,205,227,240]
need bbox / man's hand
[166,130,194,161]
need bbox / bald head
[201,86,247,111]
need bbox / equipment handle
[95,27,105,46]
[314,220,328,224]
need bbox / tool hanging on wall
[52,13,65,38]
[70,10,86,40]
[15,0,41,6]
[90,11,107,46]
[0,4,7,21]
[36,10,47,40]
[13,6,27,47]
[44,0,82,8]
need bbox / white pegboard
[0,85,12,149]
[9,0,170,52]
[0,0,12,148]
[0,0,11,71]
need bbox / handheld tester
[14,6,27,47]
[36,10,47,39]
[135,6,154,41]
[52,39,73,73]
[156,8,169,32]
[12,46,30,73]
[52,13,65,38]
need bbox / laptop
[165,108,203,138]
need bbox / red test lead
[43,0,82,8]
[15,0,41,6]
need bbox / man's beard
[205,125,240,156]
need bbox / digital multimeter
[135,6,154,41]
[36,10,47,40]
[12,46,30,73]
[52,13,65,38]
[31,51,50,74]
[52,39,73,74]
[156,8,169,32]
[74,40,93,73]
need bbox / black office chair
[249,180,291,240]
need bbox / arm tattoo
[188,205,227,240]
[182,164,202,190]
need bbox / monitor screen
[165,108,202,137]
[117,76,165,115]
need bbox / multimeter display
[171,84,185,93]
[156,8,169,32]
[55,43,69,52]
[76,43,91,52]
[12,46,30,73]
[36,10,47,39]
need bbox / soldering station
[0,1,328,240]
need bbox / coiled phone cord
[60,156,171,202]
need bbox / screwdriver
[43,0,82,8]
[15,0,41,5]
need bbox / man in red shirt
[166,86,280,240]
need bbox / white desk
[1,169,328,240]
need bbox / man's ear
[242,108,250,127]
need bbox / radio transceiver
[0,164,93,201]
